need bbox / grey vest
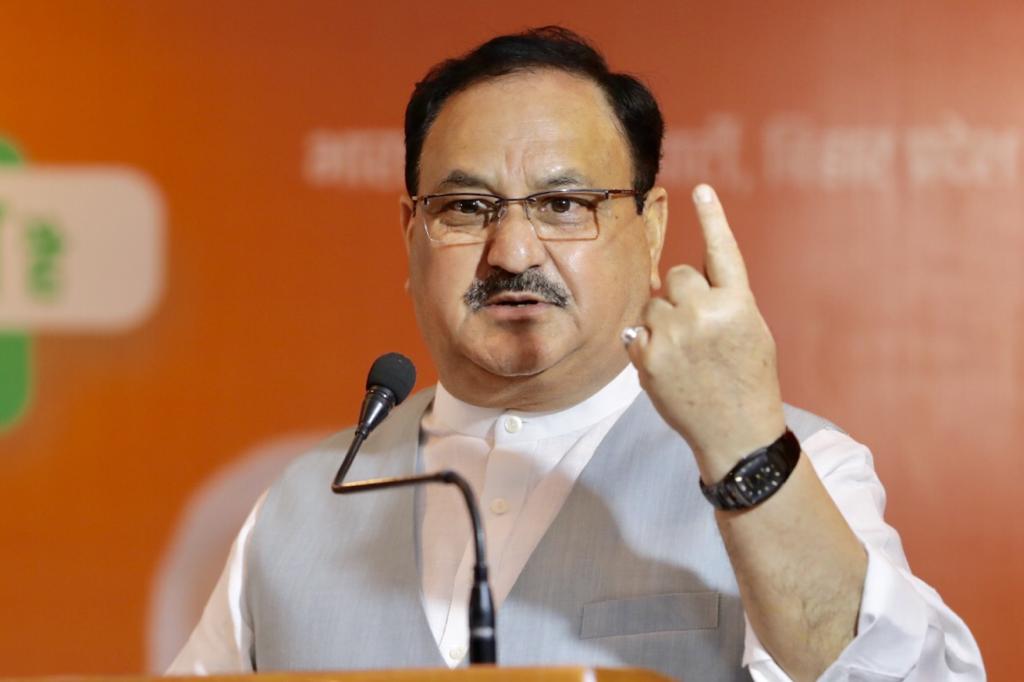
[244,389,835,681]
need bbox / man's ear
[399,196,416,254]
[642,186,668,290]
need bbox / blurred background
[1,0,1021,678]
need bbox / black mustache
[463,269,572,311]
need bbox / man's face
[402,69,665,405]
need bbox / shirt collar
[428,364,642,442]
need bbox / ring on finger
[620,325,646,346]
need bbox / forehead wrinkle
[537,171,594,189]
[421,70,633,196]
[513,115,627,191]
[435,169,496,193]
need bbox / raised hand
[624,184,787,482]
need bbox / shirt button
[449,645,466,660]
[504,415,523,433]
[490,498,509,515]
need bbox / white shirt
[169,365,983,680]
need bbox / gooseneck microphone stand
[332,352,497,664]
[331,470,497,665]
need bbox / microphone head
[366,353,417,405]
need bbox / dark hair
[404,26,663,213]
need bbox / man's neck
[438,355,632,412]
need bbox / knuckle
[667,266,703,291]
[665,265,709,301]
[642,296,670,322]
[666,263,699,280]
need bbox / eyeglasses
[411,188,640,245]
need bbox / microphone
[332,353,416,487]
[330,353,498,665]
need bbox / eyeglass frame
[409,188,643,244]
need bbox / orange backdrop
[1,1,1021,678]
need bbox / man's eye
[456,199,487,212]
[444,199,489,214]
[540,195,594,213]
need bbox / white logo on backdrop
[905,114,1020,187]
[301,113,1021,193]
[303,129,404,189]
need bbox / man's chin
[467,344,562,379]
[476,355,551,378]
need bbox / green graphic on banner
[0,334,31,430]
[0,136,33,432]
[0,138,20,164]
[26,218,64,299]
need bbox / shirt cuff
[744,543,930,681]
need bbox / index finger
[692,183,749,289]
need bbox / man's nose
[484,204,548,274]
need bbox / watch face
[702,430,801,510]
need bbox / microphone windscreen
[366,353,417,405]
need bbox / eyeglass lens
[422,192,607,243]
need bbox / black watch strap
[699,429,801,510]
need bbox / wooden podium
[6,669,674,682]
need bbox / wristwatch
[699,429,801,510]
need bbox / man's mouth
[483,293,550,308]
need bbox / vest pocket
[580,591,719,639]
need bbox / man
[170,27,983,681]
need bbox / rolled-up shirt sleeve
[743,429,985,681]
